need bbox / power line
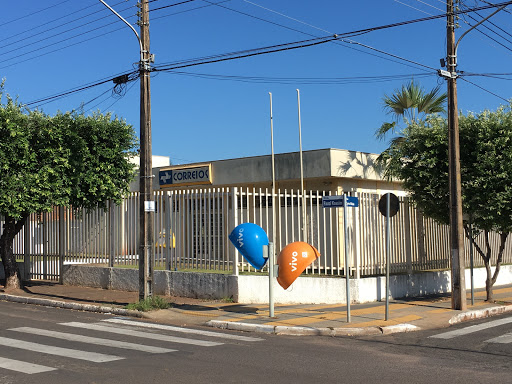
[0,2,134,60]
[150,0,198,12]
[25,70,138,107]
[166,70,435,84]
[459,2,512,53]
[341,39,438,71]
[459,76,509,102]
[242,0,433,71]
[22,1,512,108]
[101,81,138,114]
[0,0,74,28]
[0,1,127,48]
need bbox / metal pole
[268,242,275,318]
[385,193,390,321]
[269,92,277,255]
[343,194,350,322]
[470,221,474,306]
[296,89,307,244]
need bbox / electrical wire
[166,70,436,84]
[0,0,74,28]
[25,69,138,107]
[459,2,512,53]
[150,0,198,12]
[459,76,510,102]
[101,81,138,114]
[0,0,128,49]
[242,0,434,71]
[0,2,134,60]
[341,39,438,71]
[21,1,512,108]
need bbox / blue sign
[322,195,359,208]
[228,223,269,270]
[159,164,212,187]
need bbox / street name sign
[322,195,359,208]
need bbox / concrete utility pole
[446,0,466,311]
[138,0,154,300]
[98,0,154,300]
[443,0,510,310]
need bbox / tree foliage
[376,80,447,141]
[383,105,512,300]
[0,89,137,289]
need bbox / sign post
[378,193,399,321]
[343,194,351,322]
[323,194,359,323]
[264,243,276,318]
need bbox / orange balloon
[277,241,321,290]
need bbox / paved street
[367,312,512,363]
[1,301,511,384]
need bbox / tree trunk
[484,260,493,302]
[0,215,25,290]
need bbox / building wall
[151,148,404,195]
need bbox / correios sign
[159,164,212,187]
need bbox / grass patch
[125,296,171,312]
[221,296,235,303]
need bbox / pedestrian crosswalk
[429,316,512,344]
[0,318,262,376]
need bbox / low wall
[62,265,238,301]
[61,264,512,304]
[0,262,26,281]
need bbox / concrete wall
[60,264,512,304]
[62,265,238,301]
[0,262,26,281]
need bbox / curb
[0,293,145,318]
[449,304,512,325]
[205,320,419,336]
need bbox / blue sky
[2,1,512,164]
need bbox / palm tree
[376,80,447,168]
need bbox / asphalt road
[0,301,511,384]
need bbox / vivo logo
[237,228,244,248]
[289,251,298,272]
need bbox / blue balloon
[229,223,269,270]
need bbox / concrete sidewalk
[1,281,512,336]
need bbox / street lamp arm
[455,3,510,57]
[98,0,144,63]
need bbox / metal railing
[2,188,511,281]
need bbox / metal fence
[2,187,511,281]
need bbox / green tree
[384,106,512,301]
[0,91,137,289]
[376,80,447,165]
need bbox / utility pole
[138,0,154,300]
[98,0,154,300]
[442,0,510,310]
[446,0,466,311]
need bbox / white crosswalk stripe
[0,319,257,376]
[0,357,56,375]
[9,327,178,353]
[429,317,512,340]
[60,322,223,347]
[484,332,512,344]
[0,336,123,363]
[102,318,263,342]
